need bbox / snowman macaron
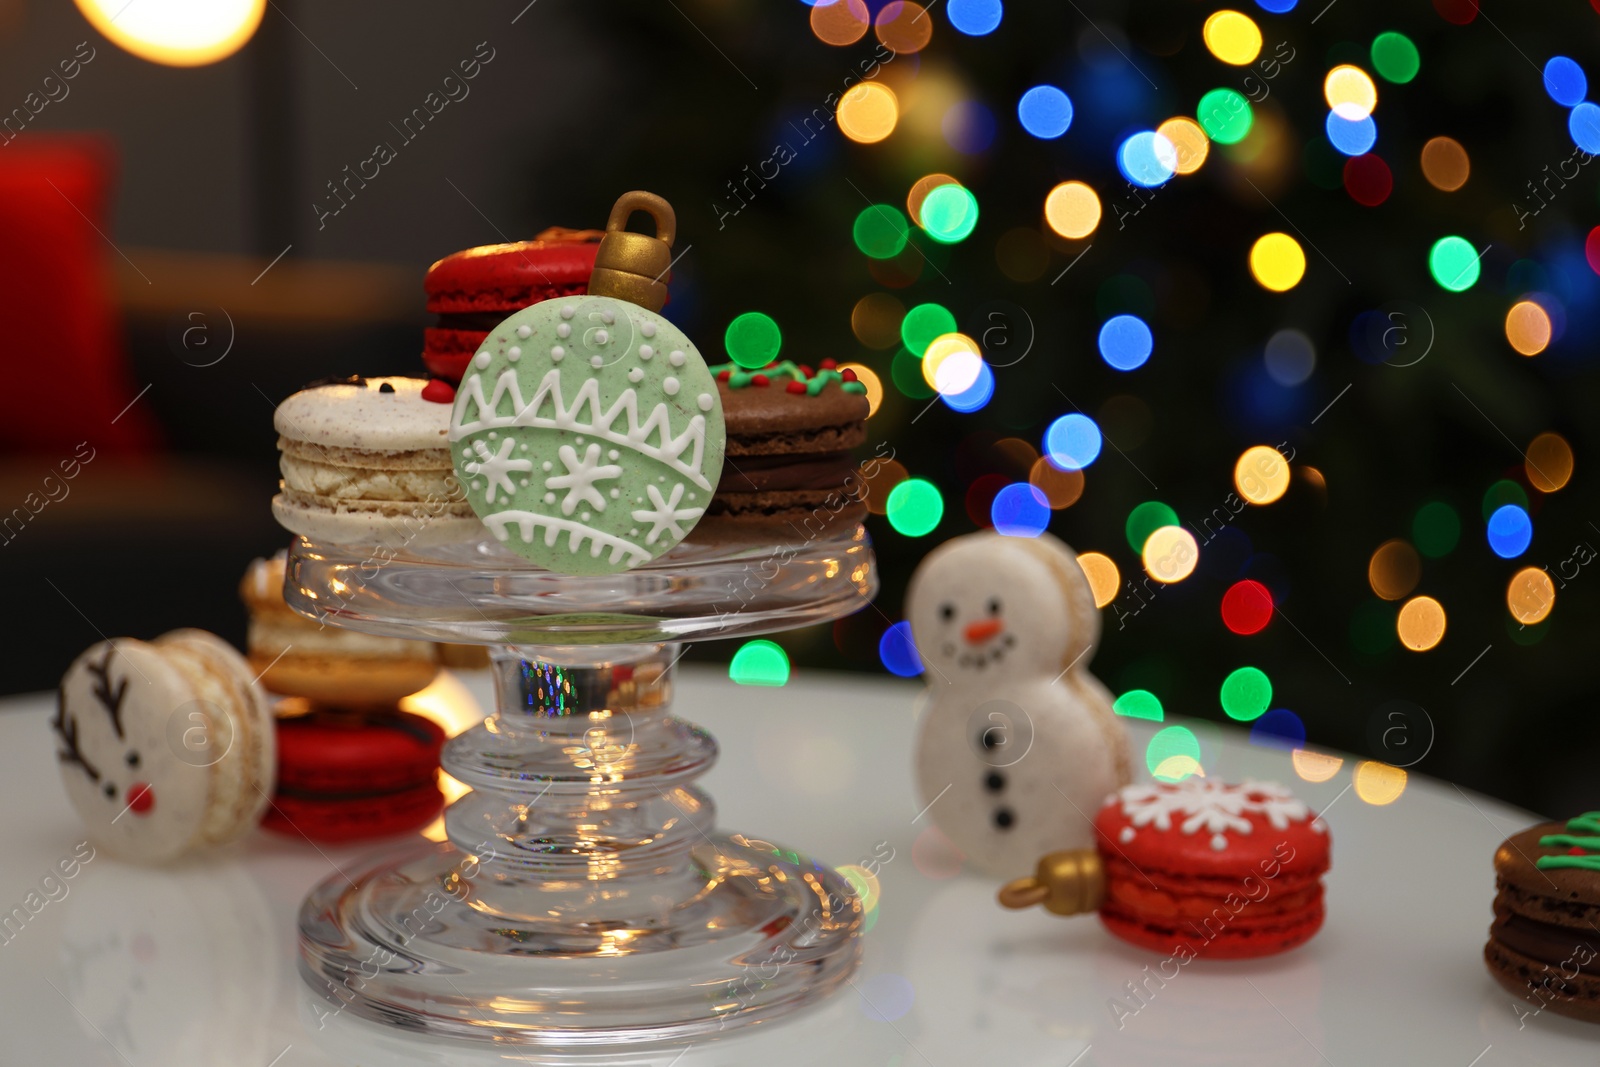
[906,531,1131,880]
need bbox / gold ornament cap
[587,191,676,312]
[997,849,1105,917]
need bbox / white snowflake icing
[544,443,622,516]
[630,482,704,545]
[1114,778,1310,850]
[463,438,534,505]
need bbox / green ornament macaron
[450,295,725,574]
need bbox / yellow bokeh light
[1158,116,1210,175]
[1044,181,1101,239]
[1076,551,1120,609]
[1525,432,1574,492]
[837,863,882,912]
[810,0,870,46]
[921,332,981,390]
[1153,755,1204,782]
[1249,232,1306,292]
[837,82,899,144]
[1397,595,1446,651]
[1505,300,1552,356]
[908,173,961,227]
[1030,456,1084,509]
[1143,525,1199,584]
[1292,749,1345,784]
[1353,760,1407,806]
[838,363,884,417]
[1507,567,1555,625]
[1203,10,1263,66]
[1420,136,1470,192]
[1324,64,1378,121]
[1234,445,1290,504]
[874,0,933,54]
[861,458,908,515]
[75,0,264,66]
[1368,539,1422,601]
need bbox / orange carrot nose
[964,618,1004,645]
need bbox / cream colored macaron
[271,375,482,549]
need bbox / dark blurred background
[0,0,1594,817]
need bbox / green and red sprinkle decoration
[1536,812,1600,871]
[721,310,866,396]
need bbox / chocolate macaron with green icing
[1485,812,1600,1023]
[698,359,872,541]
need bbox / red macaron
[1094,778,1331,959]
[263,708,447,844]
[422,226,601,383]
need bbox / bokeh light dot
[921,332,980,391]
[1413,501,1460,558]
[1098,314,1153,371]
[947,0,1002,35]
[874,0,933,53]
[1587,227,1600,276]
[941,360,993,412]
[1397,596,1446,651]
[1250,233,1306,291]
[1044,413,1102,471]
[851,293,905,350]
[853,204,911,259]
[838,363,884,416]
[1157,116,1209,174]
[1569,103,1600,154]
[810,0,870,46]
[1255,0,1297,11]
[1125,500,1180,553]
[1252,709,1306,750]
[1353,761,1407,805]
[879,621,924,676]
[991,483,1050,537]
[1525,432,1574,492]
[1220,665,1272,721]
[1147,726,1202,782]
[1420,136,1469,191]
[886,478,943,537]
[1017,85,1073,139]
[1203,10,1263,66]
[921,183,980,243]
[1235,445,1291,504]
[1487,504,1532,558]
[729,640,790,686]
[1343,153,1392,206]
[1044,181,1101,239]
[861,457,908,514]
[1368,539,1421,600]
[1114,689,1164,721]
[1143,525,1199,584]
[1197,88,1254,144]
[1508,567,1556,625]
[907,173,960,227]
[1325,112,1378,156]
[900,302,957,356]
[1264,329,1316,385]
[1221,580,1274,634]
[1324,65,1378,120]
[837,82,899,144]
[1118,131,1179,187]
[1544,56,1588,107]
[942,100,997,154]
[1505,301,1551,356]
[1292,748,1344,783]
[725,312,782,368]
[1076,551,1120,608]
[1428,236,1481,291]
[1029,456,1084,508]
[1371,32,1420,83]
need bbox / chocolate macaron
[1486,814,1600,1023]
[700,360,872,540]
[423,227,601,384]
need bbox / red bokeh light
[1585,226,1600,276]
[1343,154,1392,207]
[1432,0,1478,24]
[964,474,1008,527]
[1221,580,1274,635]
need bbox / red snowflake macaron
[1095,778,1331,959]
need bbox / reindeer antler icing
[86,647,128,740]
[51,689,101,782]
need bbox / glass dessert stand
[283,526,878,1048]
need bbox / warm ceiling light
[74,0,266,67]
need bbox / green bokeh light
[1371,32,1420,84]
[921,184,979,243]
[1113,689,1164,722]
[1413,501,1461,558]
[1350,600,1397,655]
[1508,615,1551,646]
[1125,501,1180,553]
[1220,666,1272,721]
[890,346,936,398]
[900,302,957,357]
[1481,479,1529,521]
[729,640,790,686]
[1429,236,1481,292]
[853,204,911,260]
[886,478,943,537]
[724,312,783,369]
[1146,725,1201,781]
[1196,88,1253,145]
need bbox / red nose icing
[128,782,155,815]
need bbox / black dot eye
[987,598,1002,616]
[939,603,956,623]
[104,783,117,799]
[993,807,1015,830]
[126,751,140,768]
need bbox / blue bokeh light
[1017,85,1073,139]
[1251,709,1306,750]
[1044,413,1103,471]
[941,359,994,412]
[948,0,1003,36]
[943,100,997,154]
[1544,57,1588,107]
[1117,131,1178,187]
[879,621,924,677]
[1487,504,1533,558]
[1098,314,1154,371]
[991,484,1050,537]
[1569,102,1600,154]
[1326,112,1377,156]
[1254,0,1297,10]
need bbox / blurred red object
[0,136,157,454]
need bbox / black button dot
[993,807,1015,830]
[378,381,396,394]
[126,751,140,768]
[984,772,1005,793]
[104,783,117,799]
[979,730,999,750]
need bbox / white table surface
[1,666,1594,1066]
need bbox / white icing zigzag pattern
[1116,778,1311,844]
[482,510,653,567]
[452,368,711,490]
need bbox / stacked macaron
[241,556,449,843]
[54,630,275,863]
[702,360,872,540]
[422,226,602,388]
[1486,813,1600,1023]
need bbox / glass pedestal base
[299,833,861,1045]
